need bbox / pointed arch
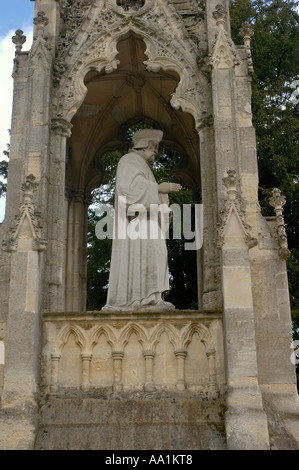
[118,322,149,350]
[88,324,118,352]
[149,323,180,352]
[181,322,212,350]
[52,0,209,127]
[55,324,87,354]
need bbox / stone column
[0,31,32,322]
[0,176,47,449]
[175,349,187,391]
[251,190,296,387]
[81,353,92,391]
[215,171,270,450]
[206,348,218,399]
[112,351,124,392]
[143,350,155,392]
[65,190,90,312]
[44,117,72,312]
[3,30,28,224]
[198,124,222,311]
[50,353,61,393]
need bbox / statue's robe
[103,151,169,311]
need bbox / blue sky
[0,1,35,38]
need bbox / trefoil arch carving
[52,0,210,129]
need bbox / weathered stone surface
[40,311,224,396]
[0,0,298,451]
[34,393,227,450]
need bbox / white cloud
[0,28,33,221]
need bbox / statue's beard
[145,154,155,168]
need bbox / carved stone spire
[212,4,227,30]
[239,21,254,75]
[210,5,240,70]
[215,170,258,249]
[2,175,47,252]
[239,21,254,46]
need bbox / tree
[0,145,9,197]
[86,151,119,310]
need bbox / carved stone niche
[116,0,145,11]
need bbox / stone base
[34,390,227,450]
[0,404,38,450]
[261,384,299,450]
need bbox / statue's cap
[132,129,163,149]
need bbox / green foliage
[86,209,112,311]
[86,151,120,310]
[288,249,299,310]
[153,149,198,309]
[0,145,9,197]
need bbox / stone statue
[102,129,182,312]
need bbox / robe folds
[103,151,170,311]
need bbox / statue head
[132,129,163,166]
[132,129,163,149]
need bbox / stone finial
[33,11,49,28]
[223,169,239,200]
[212,4,227,29]
[269,187,286,211]
[239,21,254,46]
[12,29,26,54]
[239,22,254,74]
[269,188,290,260]
[21,174,38,203]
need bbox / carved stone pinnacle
[12,29,26,54]
[33,11,49,29]
[269,188,290,260]
[223,170,239,200]
[212,4,227,28]
[239,21,254,46]
[269,188,287,212]
[21,174,38,202]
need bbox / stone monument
[0,0,298,450]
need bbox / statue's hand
[158,182,182,194]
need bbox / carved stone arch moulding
[52,0,210,128]
[55,323,87,354]
[117,322,149,351]
[181,321,212,350]
[88,324,118,353]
